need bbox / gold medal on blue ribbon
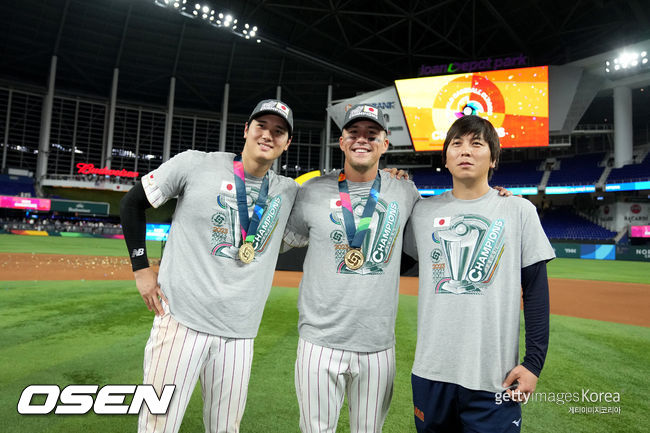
[233,155,269,264]
[238,242,255,263]
[338,170,381,271]
[344,248,364,270]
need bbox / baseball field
[1,233,649,432]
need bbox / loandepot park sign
[418,54,528,76]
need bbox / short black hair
[441,115,501,180]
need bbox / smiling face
[242,114,292,168]
[339,120,389,178]
[444,133,495,183]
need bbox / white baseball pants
[138,306,254,433]
[295,338,396,433]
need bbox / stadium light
[605,49,648,73]
[153,1,260,43]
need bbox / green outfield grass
[0,234,162,258]
[0,280,648,432]
[547,258,650,284]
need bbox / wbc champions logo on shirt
[430,214,505,294]
[210,182,282,260]
[328,197,401,275]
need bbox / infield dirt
[1,252,648,327]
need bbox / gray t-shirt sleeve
[402,183,421,259]
[142,150,197,208]
[282,182,310,249]
[409,181,422,204]
[403,219,418,260]
[520,200,555,267]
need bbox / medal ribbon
[233,155,269,246]
[337,170,381,249]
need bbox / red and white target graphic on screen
[432,74,506,133]
[394,66,549,151]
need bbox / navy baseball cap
[248,99,294,136]
[342,104,387,131]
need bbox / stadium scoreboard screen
[630,225,650,238]
[395,66,549,151]
[146,224,171,241]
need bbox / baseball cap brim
[342,117,386,131]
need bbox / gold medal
[238,242,255,264]
[344,248,364,270]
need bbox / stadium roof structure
[0,0,649,125]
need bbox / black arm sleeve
[119,181,153,271]
[521,260,550,377]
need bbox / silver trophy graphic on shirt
[438,222,480,294]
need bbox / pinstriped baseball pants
[138,306,254,433]
[295,338,396,433]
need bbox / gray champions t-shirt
[404,189,555,392]
[285,170,421,352]
[142,150,298,337]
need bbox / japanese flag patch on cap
[342,103,387,131]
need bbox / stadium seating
[412,169,452,189]
[607,153,650,183]
[490,159,544,187]
[546,153,605,186]
[541,207,617,241]
[0,174,36,196]
[413,158,544,189]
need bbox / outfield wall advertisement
[50,199,110,216]
[552,242,650,262]
[0,196,51,211]
[615,245,650,261]
[630,225,650,238]
[0,196,111,216]
[552,243,581,259]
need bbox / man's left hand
[384,168,409,180]
[502,365,538,403]
[493,185,513,197]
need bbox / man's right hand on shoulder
[134,267,168,316]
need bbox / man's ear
[381,135,389,155]
[283,136,292,152]
[243,122,250,138]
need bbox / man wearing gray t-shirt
[120,100,298,433]
[404,115,555,432]
[284,105,421,433]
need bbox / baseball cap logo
[260,101,289,119]
[363,105,378,117]
[275,102,289,114]
[348,105,364,117]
